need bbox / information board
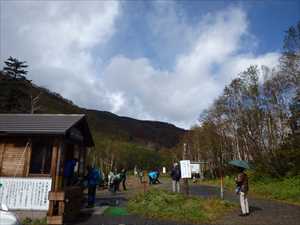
[180,160,191,178]
[0,177,52,210]
[190,163,200,173]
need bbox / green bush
[251,176,300,204]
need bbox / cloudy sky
[1,1,299,128]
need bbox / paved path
[188,184,300,225]
[73,177,300,225]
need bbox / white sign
[0,177,52,210]
[190,163,200,173]
[180,160,191,178]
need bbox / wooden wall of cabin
[0,137,31,177]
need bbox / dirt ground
[73,176,300,225]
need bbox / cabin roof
[0,114,94,146]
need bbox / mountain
[0,71,186,149]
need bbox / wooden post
[47,139,65,225]
[143,170,147,194]
[182,143,189,195]
[55,143,62,191]
[48,142,58,218]
[0,142,6,176]
[51,142,59,192]
[23,140,32,177]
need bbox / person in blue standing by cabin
[86,165,101,208]
[64,157,78,186]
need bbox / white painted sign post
[180,160,191,178]
[0,177,52,210]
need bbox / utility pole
[219,155,224,200]
[30,94,41,114]
[182,143,189,195]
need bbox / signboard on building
[0,177,52,210]
[180,160,191,178]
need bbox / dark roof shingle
[0,114,85,135]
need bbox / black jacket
[170,166,181,181]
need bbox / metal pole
[182,143,189,195]
[220,166,224,200]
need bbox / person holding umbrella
[229,160,250,217]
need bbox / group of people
[169,162,250,217]
[65,159,249,215]
[165,162,250,217]
[85,167,127,207]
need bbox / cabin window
[29,141,52,174]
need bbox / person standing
[235,167,249,216]
[138,169,144,183]
[86,166,100,207]
[170,163,181,193]
[108,170,115,192]
[120,168,127,191]
[64,158,77,186]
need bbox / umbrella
[228,160,250,169]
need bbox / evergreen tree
[3,56,28,80]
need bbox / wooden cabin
[0,114,94,224]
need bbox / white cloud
[1,0,119,110]
[0,3,280,129]
[99,7,279,128]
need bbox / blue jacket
[64,159,77,177]
[87,168,101,187]
[148,171,158,179]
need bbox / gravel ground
[74,177,300,225]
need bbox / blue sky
[96,1,300,69]
[1,0,299,128]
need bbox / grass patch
[250,176,300,204]
[104,207,129,216]
[22,217,47,225]
[127,189,235,224]
[199,175,300,205]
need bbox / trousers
[240,191,249,214]
[88,185,96,206]
[172,180,180,193]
